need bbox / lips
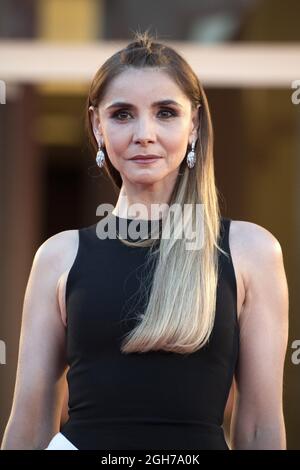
[130,154,162,160]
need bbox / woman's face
[90,67,199,186]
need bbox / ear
[189,104,201,145]
[88,105,102,144]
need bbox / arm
[1,230,77,450]
[230,222,289,450]
[60,372,70,427]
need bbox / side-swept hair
[86,29,228,354]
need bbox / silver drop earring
[186,140,196,169]
[96,138,105,168]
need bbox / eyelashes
[111,108,178,121]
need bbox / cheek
[166,135,187,152]
[162,120,190,149]
[103,126,129,156]
[164,131,189,161]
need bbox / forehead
[101,67,190,107]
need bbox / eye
[112,110,131,120]
[111,107,178,121]
[158,108,177,118]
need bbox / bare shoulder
[228,219,284,320]
[230,220,283,271]
[35,229,79,273]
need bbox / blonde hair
[86,29,228,354]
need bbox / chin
[127,173,163,185]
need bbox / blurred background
[0,0,299,449]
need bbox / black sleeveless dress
[60,214,239,450]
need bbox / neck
[112,177,177,221]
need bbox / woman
[1,31,289,450]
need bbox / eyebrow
[105,99,184,110]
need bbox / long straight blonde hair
[86,30,228,355]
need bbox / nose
[133,114,156,145]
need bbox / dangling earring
[96,138,105,168]
[186,140,196,169]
